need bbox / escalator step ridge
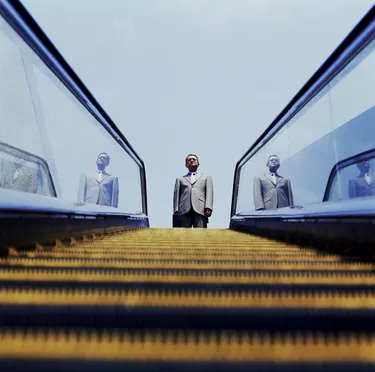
[0,328,374,362]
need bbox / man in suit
[78,152,119,208]
[173,154,213,228]
[1,161,39,194]
[348,160,375,198]
[253,154,294,210]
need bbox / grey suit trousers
[179,209,208,228]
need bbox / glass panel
[0,142,55,196]
[328,157,375,202]
[0,16,143,214]
[235,36,375,214]
[236,124,290,211]
[329,39,375,203]
[281,87,337,206]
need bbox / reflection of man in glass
[348,160,375,198]
[253,155,294,210]
[78,153,119,208]
[1,160,38,194]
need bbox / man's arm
[173,178,180,213]
[204,176,214,216]
[112,177,119,208]
[288,179,294,207]
[253,176,265,210]
[78,175,87,202]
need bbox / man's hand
[204,208,212,217]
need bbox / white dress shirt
[13,169,21,181]
[189,171,198,183]
[365,173,371,185]
[97,170,103,182]
[269,172,277,184]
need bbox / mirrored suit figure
[253,155,294,210]
[78,153,119,208]
[0,160,38,194]
[348,160,375,198]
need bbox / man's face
[185,156,199,172]
[14,161,24,170]
[357,160,371,173]
[267,156,280,171]
[96,153,110,168]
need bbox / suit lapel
[357,177,370,187]
[95,171,110,184]
[192,173,202,185]
[275,175,283,185]
[101,172,110,182]
[183,175,192,185]
[265,174,276,186]
[183,172,202,185]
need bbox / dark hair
[267,154,280,162]
[97,152,110,162]
[268,154,279,160]
[185,154,199,163]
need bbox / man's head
[96,152,110,171]
[267,155,280,173]
[185,154,199,172]
[357,160,371,174]
[14,159,26,170]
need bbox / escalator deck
[1,227,375,371]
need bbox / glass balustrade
[233,22,375,217]
[0,10,146,217]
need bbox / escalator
[0,1,375,370]
[0,228,375,370]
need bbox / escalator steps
[0,228,375,369]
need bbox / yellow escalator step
[0,329,374,362]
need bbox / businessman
[1,161,39,194]
[78,152,119,208]
[348,160,375,198]
[173,154,213,228]
[253,154,294,210]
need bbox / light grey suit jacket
[253,174,293,211]
[1,168,39,194]
[348,176,375,198]
[173,172,213,216]
[78,171,119,208]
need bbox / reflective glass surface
[328,157,375,202]
[236,36,375,214]
[0,16,143,214]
